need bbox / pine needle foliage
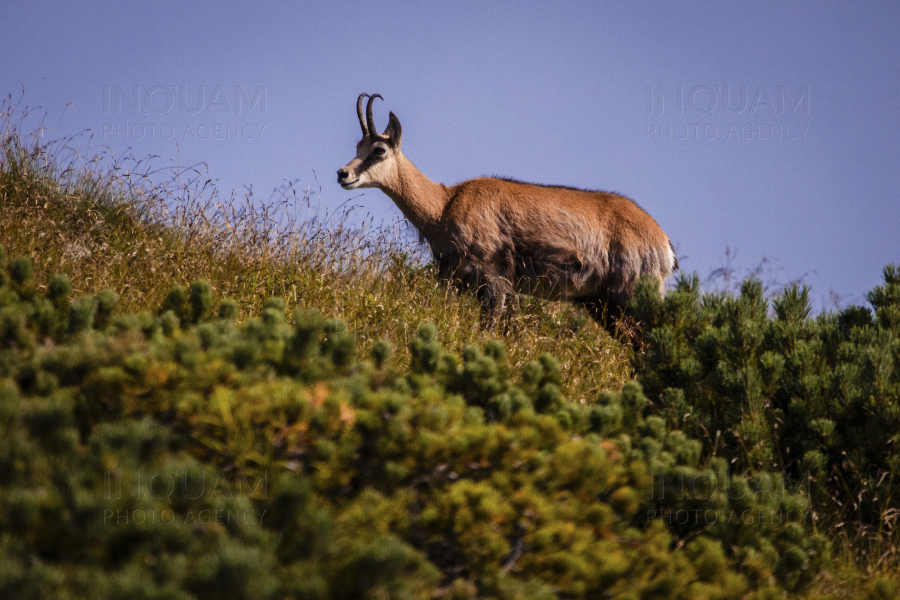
[0,253,831,598]
[632,267,900,562]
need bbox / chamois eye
[373,147,387,158]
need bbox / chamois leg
[477,275,513,330]
[575,296,640,344]
[575,297,618,333]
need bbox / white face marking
[340,139,397,190]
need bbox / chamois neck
[378,152,448,232]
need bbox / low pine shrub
[632,266,900,557]
[0,251,833,598]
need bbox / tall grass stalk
[0,96,632,400]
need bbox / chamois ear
[385,112,402,148]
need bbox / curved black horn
[366,94,383,137]
[356,93,369,136]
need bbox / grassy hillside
[2,106,899,599]
[0,109,632,404]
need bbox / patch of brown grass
[0,97,632,401]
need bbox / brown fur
[338,94,677,334]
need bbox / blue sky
[2,1,898,308]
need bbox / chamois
[337,93,677,335]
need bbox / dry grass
[0,97,632,402]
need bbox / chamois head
[337,93,402,190]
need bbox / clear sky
[2,1,898,308]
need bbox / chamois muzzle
[336,168,357,188]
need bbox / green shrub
[631,266,900,556]
[0,254,842,598]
